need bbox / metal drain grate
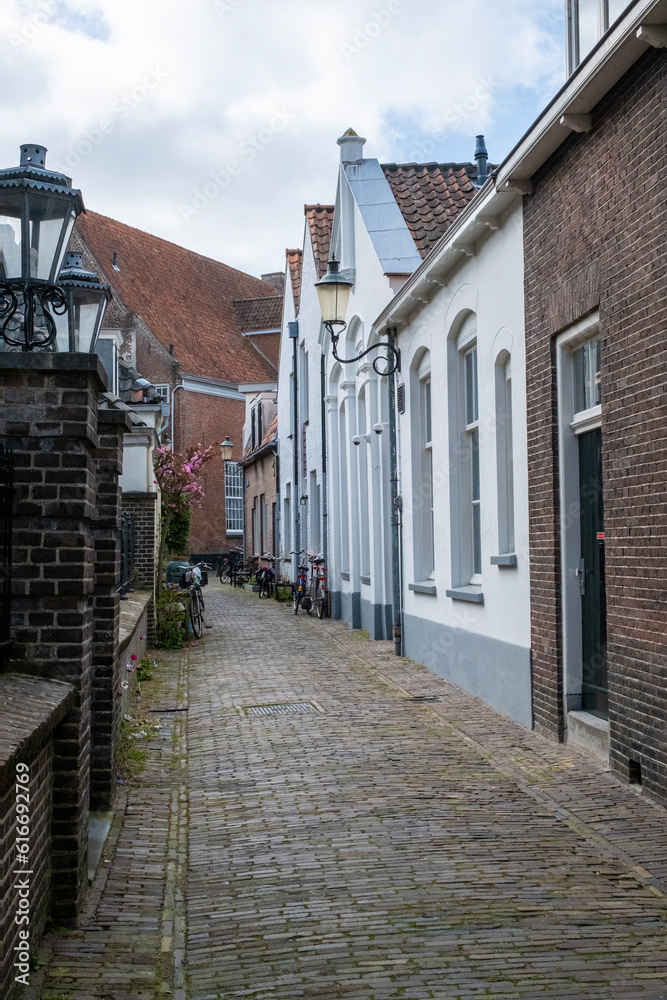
[242,702,322,717]
[408,695,442,703]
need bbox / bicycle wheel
[306,578,315,615]
[293,586,300,614]
[316,582,325,619]
[220,561,231,584]
[189,589,203,638]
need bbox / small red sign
[597,532,605,540]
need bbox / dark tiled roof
[305,205,334,278]
[234,296,283,333]
[75,211,278,383]
[117,358,162,404]
[286,249,302,315]
[381,162,482,259]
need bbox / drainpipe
[320,353,329,609]
[289,322,300,571]
[387,327,402,656]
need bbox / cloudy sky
[2,0,566,278]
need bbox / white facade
[276,232,328,584]
[374,184,532,726]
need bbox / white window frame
[224,461,244,536]
[494,353,515,557]
[447,315,483,599]
[556,311,602,716]
[566,0,627,75]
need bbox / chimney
[474,135,488,186]
[337,127,366,164]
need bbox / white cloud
[0,0,565,275]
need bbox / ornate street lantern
[0,144,84,351]
[220,436,234,462]
[315,256,400,375]
[54,251,111,353]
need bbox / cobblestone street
[36,582,667,1000]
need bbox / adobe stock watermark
[341,1,403,63]
[179,108,296,223]
[213,0,244,17]
[60,66,169,171]
[8,0,56,50]
[14,762,32,988]
[407,76,496,161]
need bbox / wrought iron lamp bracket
[0,280,68,351]
[327,322,400,376]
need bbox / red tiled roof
[234,296,283,333]
[305,205,334,279]
[381,163,481,259]
[286,249,302,315]
[75,210,278,383]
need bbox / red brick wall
[175,390,246,554]
[244,448,278,560]
[524,48,667,798]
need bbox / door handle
[575,558,586,595]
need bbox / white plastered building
[373,179,532,726]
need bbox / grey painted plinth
[341,591,362,630]
[403,614,532,728]
[360,598,393,639]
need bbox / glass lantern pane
[578,0,599,62]
[608,0,628,24]
[0,189,24,281]
[28,196,76,282]
[53,306,70,352]
[70,301,100,352]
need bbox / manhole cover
[241,702,323,716]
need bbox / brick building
[73,211,281,559]
[241,401,279,565]
[496,0,667,799]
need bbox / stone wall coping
[0,674,76,793]
[0,351,108,389]
[119,590,153,650]
[98,408,133,431]
[122,491,158,502]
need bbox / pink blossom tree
[153,443,216,585]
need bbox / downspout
[320,353,329,611]
[387,327,402,656]
[274,444,281,586]
[289,322,300,568]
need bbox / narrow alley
[37,583,667,1000]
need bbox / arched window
[448,314,481,589]
[411,350,434,580]
[495,350,515,555]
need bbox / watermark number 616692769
[14,762,32,987]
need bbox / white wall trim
[181,375,245,400]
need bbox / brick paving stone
[35,581,667,1000]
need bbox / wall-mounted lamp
[220,436,234,462]
[315,256,400,376]
[299,494,308,505]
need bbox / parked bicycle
[219,547,244,586]
[256,555,276,599]
[292,559,309,614]
[183,561,210,638]
[307,553,327,619]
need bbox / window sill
[360,575,371,586]
[409,582,437,595]
[226,531,243,537]
[446,586,484,604]
[490,553,517,568]
[341,572,350,581]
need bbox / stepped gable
[75,210,278,384]
[286,249,303,315]
[305,205,334,278]
[381,162,480,259]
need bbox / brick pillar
[0,353,106,925]
[90,410,132,809]
[121,491,159,590]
